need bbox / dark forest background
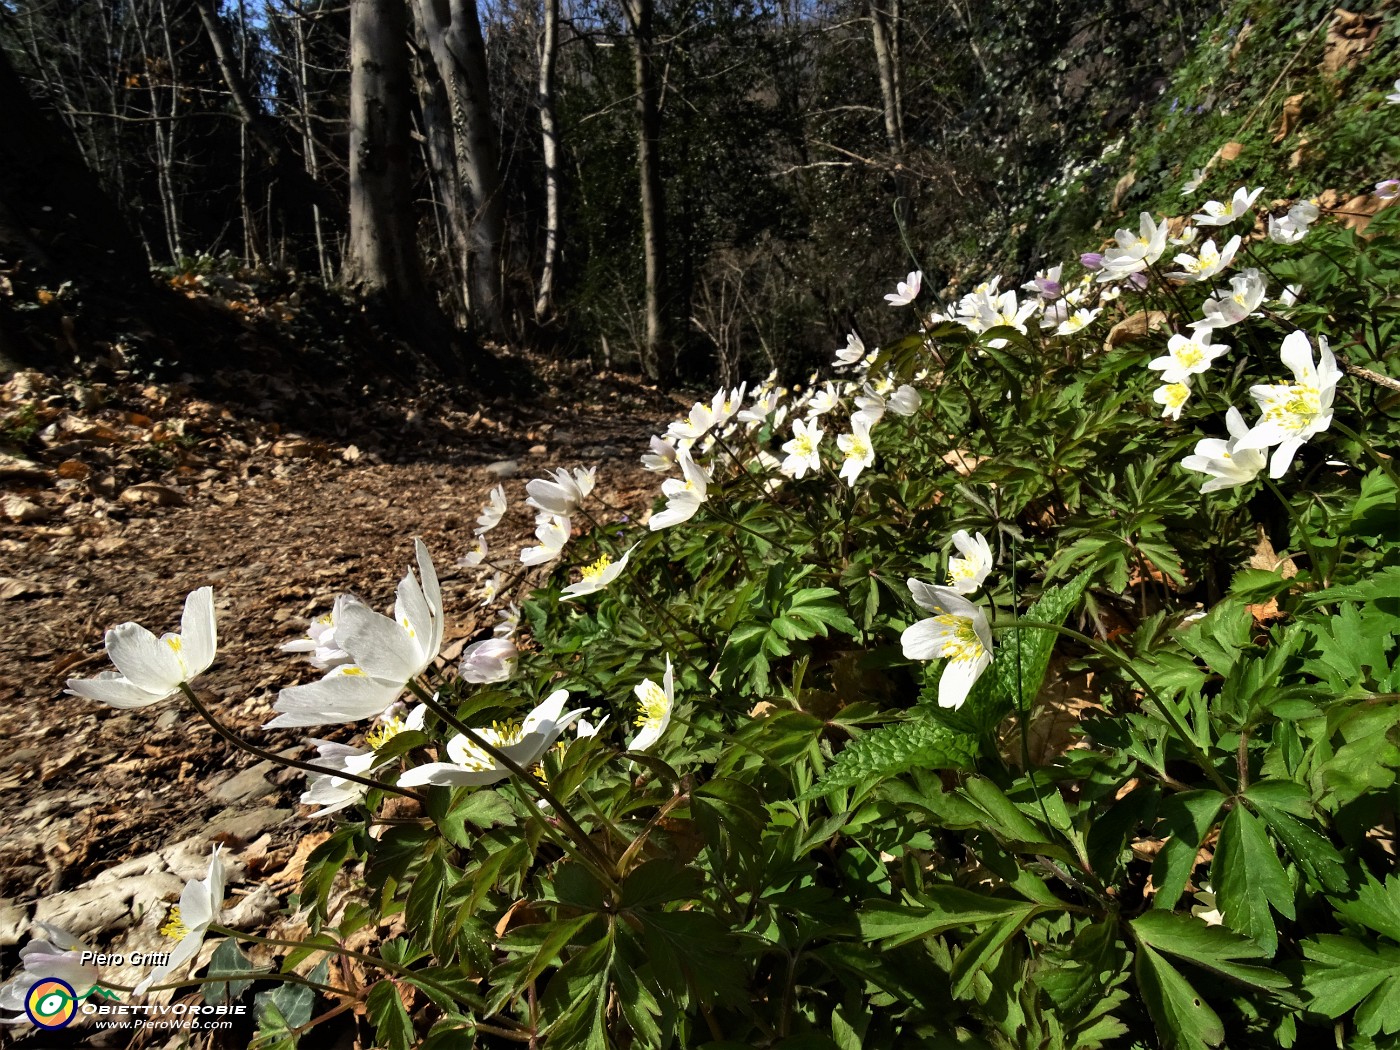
[1,0,1225,384]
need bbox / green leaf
[1134,942,1226,1050]
[801,716,978,798]
[858,888,1038,948]
[1302,935,1400,1036]
[204,939,258,1006]
[1334,872,1400,944]
[1212,806,1294,956]
[366,981,415,1050]
[256,980,316,1032]
[1246,788,1349,895]
[1151,790,1225,911]
[960,575,1090,734]
[949,903,1038,999]
[1130,911,1291,993]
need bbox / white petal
[335,603,419,683]
[938,652,991,709]
[265,670,402,728]
[66,670,169,708]
[106,622,184,692]
[178,587,217,678]
[398,762,510,787]
[901,618,944,660]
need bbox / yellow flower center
[931,615,986,663]
[452,722,525,773]
[634,680,668,728]
[1163,384,1190,410]
[844,436,870,461]
[1176,344,1204,368]
[343,667,366,677]
[580,554,612,582]
[159,906,189,941]
[948,558,979,586]
[1264,383,1322,431]
[367,717,406,751]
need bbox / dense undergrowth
[6,5,1400,1050]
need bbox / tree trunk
[869,0,903,154]
[345,0,422,302]
[622,0,671,381]
[346,0,464,373]
[411,17,474,322]
[533,0,561,323]
[411,0,506,337]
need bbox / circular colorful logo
[25,978,77,1029]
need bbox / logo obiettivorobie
[25,978,77,1029]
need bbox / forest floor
[0,339,679,1047]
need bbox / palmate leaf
[1302,936,1400,1037]
[1211,806,1294,957]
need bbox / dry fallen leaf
[1103,311,1170,351]
[1321,8,1381,75]
[119,482,186,506]
[1272,93,1305,143]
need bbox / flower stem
[178,684,428,805]
[1261,474,1325,584]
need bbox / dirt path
[0,361,676,1028]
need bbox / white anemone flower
[1148,332,1230,385]
[1200,268,1267,328]
[901,581,994,710]
[1098,213,1168,280]
[0,924,100,1022]
[134,846,225,996]
[66,587,217,709]
[1181,407,1267,493]
[1180,168,1207,196]
[837,417,876,486]
[737,389,781,428]
[642,434,679,473]
[804,383,840,419]
[667,401,718,441]
[526,467,596,517]
[562,544,637,600]
[852,386,886,429]
[576,715,609,739]
[266,541,443,728]
[1388,79,1400,105]
[1056,307,1101,336]
[888,385,920,417]
[299,742,383,817]
[781,418,824,479]
[398,690,586,787]
[650,448,710,530]
[1192,186,1262,226]
[628,657,674,753]
[458,533,489,567]
[475,485,507,535]
[1233,331,1341,478]
[885,270,922,306]
[280,593,359,670]
[1168,236,1239,282]
[1154,382,1193,421]
[521,514,572,566]
[460,637,518,683]
[711,383,747,425]
[479,572,504,608]
[946,530,993,594]
[835,332,866,368]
